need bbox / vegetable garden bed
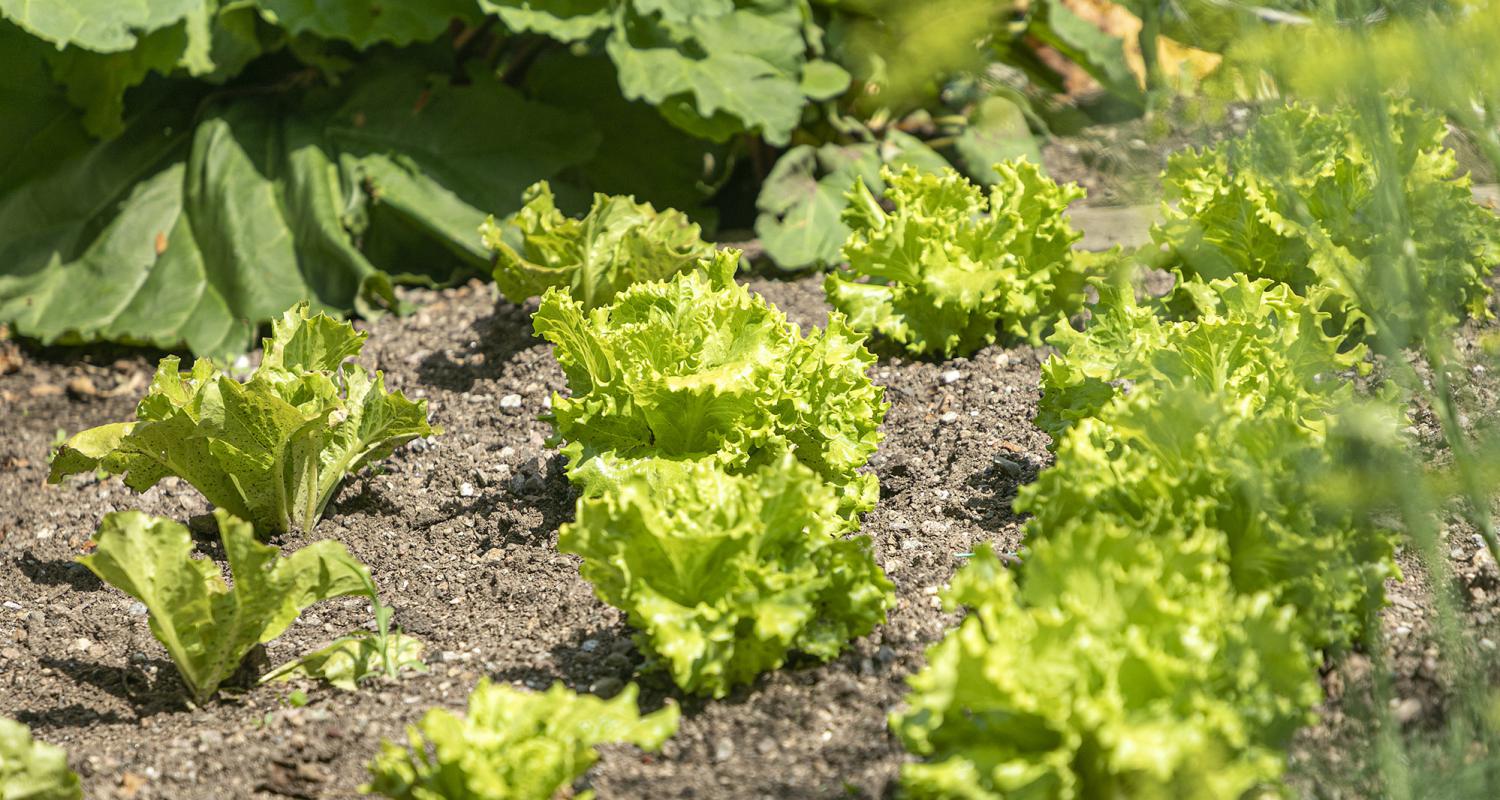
[4,263,1500,799]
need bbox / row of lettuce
[7,99,1500,797]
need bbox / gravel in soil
[4,272,1500,799]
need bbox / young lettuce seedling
[262,574,427,691]
[482,180,717,310]
[364,680,678,800]
[49,303,437,535]
[79,509,376,704]
[0,717,81,800]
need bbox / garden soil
[3,270,1499,799]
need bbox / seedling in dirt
[48,303,438,535]
[1,717,81,800]
[364,680,677,800]
[78,509,375,704]
[483,180,717,310]
[825,160,1088,357]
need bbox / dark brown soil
[4,270,1500,799]
[0,275,1046,800]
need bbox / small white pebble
[940,369,963,384]
[939,412,958,423]
[499,393,523,409]
[581,639,599,652]
[460,482,475,497]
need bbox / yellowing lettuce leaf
[482,180,716,309]
[826,160,1088,357]
[559,455,894,698]
[0,718,81,800]
[1155,101,1498,342]
[364,680,678,800]
[78,510,373,703]
[535,250,886,516]
[1037,273,1365,441]
[262,630,427,692]
[48,303,436,535]
[893,534,1319,799]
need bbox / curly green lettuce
[365,679,678,800]
[79,509,374,703]
[49,303,437,535]
[824,161,1087,357]
[535,250,887,516]
[481,180,717,310]
[1155,100,1498,342]
[559,455,894,698]
[1037,274,1365,442]
[1,717,81,800]
[893,534,1320,800]
[1022,387,1401,654]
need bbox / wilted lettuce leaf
[1022,387,1400,654]
[825,160,1087,357]
[49,303,436,535]
[482,180,716,309]
[893,536,1319,799]
[263,630,427,692]
[0,718,81,800]
[1155,101,1498,342]
[560,455,894,697]
[1037,274,1365,442]
[78,510,373,703]
[365,680,678,800]
[535,250,887,516]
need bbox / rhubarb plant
[825,161,1087,357]
[482,180,717,310]
[560,455,894,698]
[49,303,436,535]
[535,251,887,516]
[79,509,375,703]
[365,679,678,800]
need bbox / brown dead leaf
[66,376,99,398]
[28,383,63,398]
[119,772,147,798]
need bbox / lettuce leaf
[534,250,886,516]
[78,510,373,703]
[482,180,716,309]
[559,455,894,697]
[894,536,1319,799]
[262,631,427,692]
[1022,387,1401,654]
[364,680,678,800]
[1037,274,1365,442]
[49,303,437,535]
[0,718,82,800]
[1155,100,1498,342]
[825,160,1087,357]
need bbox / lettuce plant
[482,180,717,310]
[0,718,81,800]
[535,251,887,516]
[79,509,374,704]
[559,455,894,698]
[1037,274,1365,441]
[49,303,437,535]
[365,679,678,800]
[824,161,1087,357]
[893,536,1320,799]
[1022,387,1400,654]
[1155,101,1498,341]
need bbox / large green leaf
[0,0,199,52]
[0,61,599,358]
[79,509,372,703]
[251,0,479,48]
[605,0,817,145]
[480,0,612,40]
